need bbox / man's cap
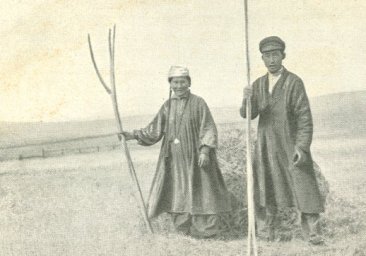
[168,66,190,78]
[259,36,286,53]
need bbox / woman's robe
[240,68,325,213]
[135,92,231,218]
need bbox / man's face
[262,50,284,74]
[170,77,190,97]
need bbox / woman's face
[170,77,190,97]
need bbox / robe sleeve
[198,99,218,149]
[290,79,313,152]
[240,81,259,119]
[134,103,167,146]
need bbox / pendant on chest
[173,138,180,144]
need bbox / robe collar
[171,90,190,100]
[258,68,289,111]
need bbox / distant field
[0,90,364,147]
[1,91,365,161]
[0,122,241,161]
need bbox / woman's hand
[118,131,135,141]
[198,153,210,168]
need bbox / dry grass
[0,128,365,255]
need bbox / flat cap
[259,36,285,53]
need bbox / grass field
[0,91,365,255]
[0,132,365,255]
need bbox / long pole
[88,26,153,234]
[108,26,153,234]
[243,0,258,255]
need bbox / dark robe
[240,68,325,213]
[135,92,231,218]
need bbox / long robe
[240,68,325,213]
[136,92,231,218]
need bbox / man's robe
[136,92,231,218]
[240,68,325,213]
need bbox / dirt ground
[0,135,365,256]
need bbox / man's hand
[293,146,306,167]
[118,131,135,141]
[198,153,210,168]
[244,85,253,99]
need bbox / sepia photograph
[0,1,365,255]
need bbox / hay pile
[217,127,330,240]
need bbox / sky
[0,0,365,122]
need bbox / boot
[301,213,324,245]
[256,206,276,241]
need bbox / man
[240,36,325,245]
[122,66,231,238]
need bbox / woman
[122,66,231,238]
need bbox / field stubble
[0,126,365,255]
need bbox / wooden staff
[243,0,258,255]
[88,25,153,234]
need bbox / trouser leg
[256,205,277,241]
[301,212,324,245]
[170,213,191,235]
[190,214,221,238]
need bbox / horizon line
[1,89,364,124]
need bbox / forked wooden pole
[88,25,153,234]
[244,0,258,255]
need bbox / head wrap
[168,66,190,78]
[259,36,286,53]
